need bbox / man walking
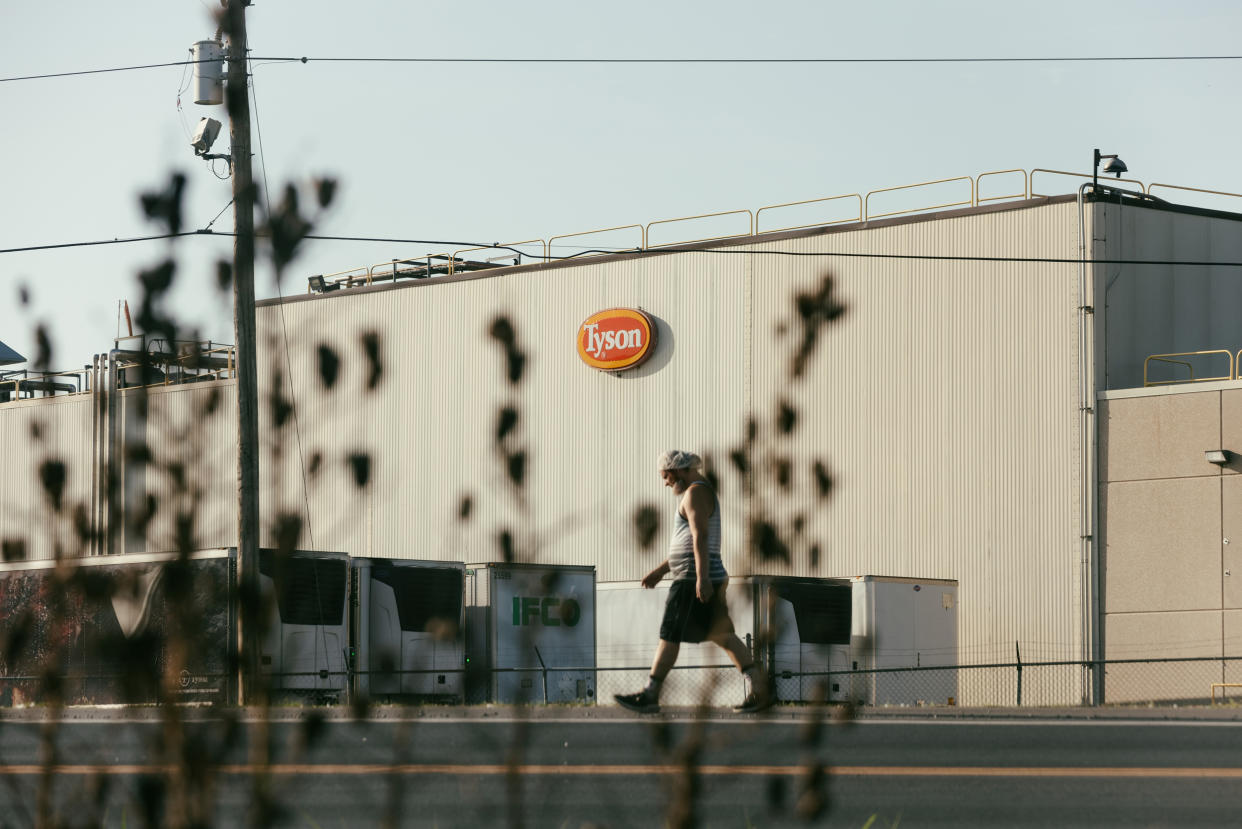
[614,450,773,714]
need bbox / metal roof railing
[645,209,754,249]
[307,265,370,293]
[1143,350,1236,387]
[112,344,237,389]
[449,240,547,274]
[755,193,862,234]
[976,169,1028,205]
[304,166,1242,295]
[1146,183,1242,212]
[547,225,644,259]
[864,175,974,221]
[1030,168,1146,198]
[0,368,87,401]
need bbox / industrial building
[3,167,1241,705]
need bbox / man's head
[657,450,702,494]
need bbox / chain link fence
[9,656,1242,708]
[335,655,1242,708]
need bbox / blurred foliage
[2,145,851,824]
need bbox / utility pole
[223,0,260,705]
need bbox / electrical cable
[203,199,235,232]
[249,56,333,687]
[217,49,330,690]
[6,53,1242,82]
[1,232,203,253]
[7,230,1242,269]
[175,48,196,142]
[264,54,1242,65]
[249,55,318,553]
[1,60,201,82]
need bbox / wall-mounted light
[1093,149,1129,188]
[1205,449,1232,465]
[308,275,327,293]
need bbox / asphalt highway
[2,707,1241,827]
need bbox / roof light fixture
[1093,149,1129,188]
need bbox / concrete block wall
[1098,384,1242,702]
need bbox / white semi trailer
[849,575,958,706]
[597,576,853,707]
[598,575,958,707]
[0,548,351,705]
[350,558,465,701]
[464,563,596,704]
[255,548,350,698]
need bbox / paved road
[2,708,1241,827]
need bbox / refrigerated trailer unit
[596,576,852,707]
[255,548,350,698]
[849,575,958,706]
[0,548,351,706]
[0,549,235,705]
[464,563,595,704]
[350,558,465,701]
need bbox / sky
[3,0,1242,371]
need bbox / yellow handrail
[450,239,548,274]
[548,225,644,259]
[1030,168,1146,197]
[312,266,370,292]
[1143,350,1234,387]
[975,169,1028,204]
[367,255,455,283]
[755,194,863,234]
[1147,183,1242,209]
[305,167,1242,296]
[1143,357,1193,386]
[1211,683,1242,704]
[645,209,754,248]
[114,345,237,388]
[3,368,89,398]
[865,176,974,221]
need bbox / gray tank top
[667,482,727,583]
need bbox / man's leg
[709,631,752,672]
[616,639,680,713]
[650,639,680,680]
[709,631,773,712]
[635,639,680,703]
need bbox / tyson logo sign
[576,308,658,372]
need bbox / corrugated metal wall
[746,202,1085,669]
[1098,203,1242,390]
[0,394,94,560]
[256,252,750,581]
[115,382,237,553]
[0,197,1095,702]
[249,198,1087,681]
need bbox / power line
[1,60,200,83]
[250,53,318,553]
[0,232,204,253]
[277,54,1242,65]
[6,53,1242,82]
[5,229,1242,268]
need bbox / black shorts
[659,580,734,644]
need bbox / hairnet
[656,450,702,471]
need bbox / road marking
[2,764,1241,779]
[18,716,1242,727]
[832,766,1242,779]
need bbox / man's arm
[684,485,715,602]
[642,560,670,589]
